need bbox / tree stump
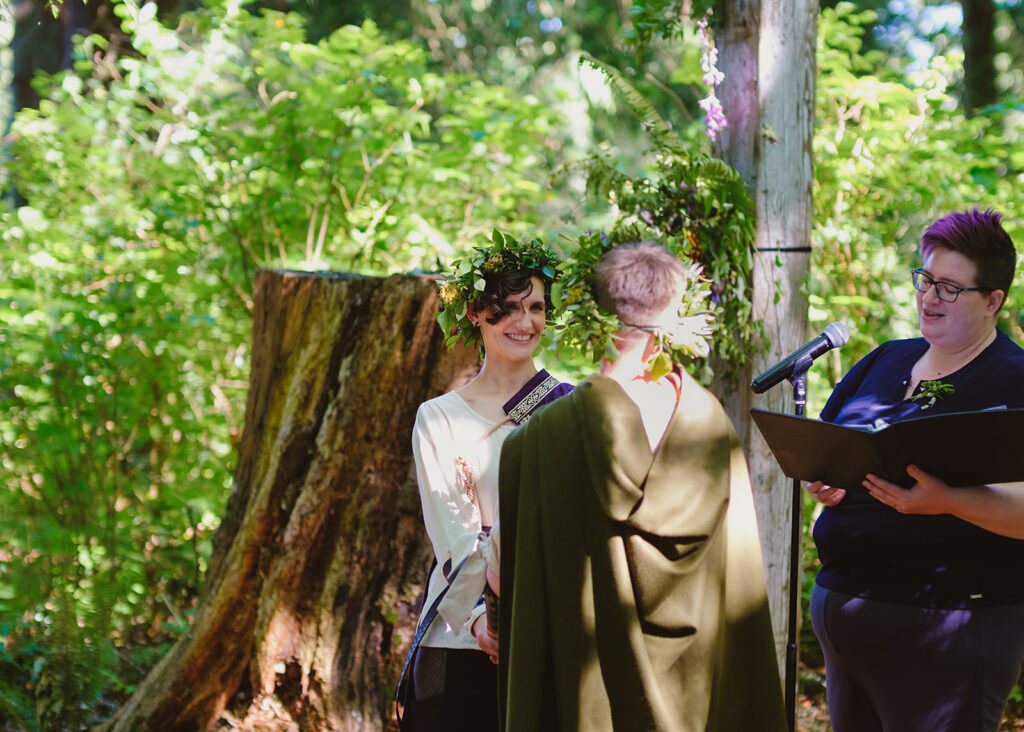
[98,271,478,732]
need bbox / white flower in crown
[663,312,714,359]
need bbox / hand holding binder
[750,407,1024,493]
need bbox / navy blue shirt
[813,329,1024,607]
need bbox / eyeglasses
[911,268,988,303]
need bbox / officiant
[804,208,1024,732]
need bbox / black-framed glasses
[911,268,988,303]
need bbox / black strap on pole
[755,246,813,253]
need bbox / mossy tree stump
[99,271,478,732]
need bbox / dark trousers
[404,646,499,732]
[811,584,1024,732]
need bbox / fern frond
[690,155,744,184]
[578,53,684,157]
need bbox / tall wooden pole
[715,0,818,723]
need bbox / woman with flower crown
[396,231,573,731]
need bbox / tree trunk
[712,0,760,443]
[715,0,818,679]
[961,0,997,114]
[98,271,478,732]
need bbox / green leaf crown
[436,229,561,349]
[551,230,716,378]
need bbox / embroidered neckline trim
[506,375,561,424]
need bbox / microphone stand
[783,359,811,732]
[751,326,848,731]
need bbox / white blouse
[411,389,515,649]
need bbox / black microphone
[750,322,849,394]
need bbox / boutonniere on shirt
[910,379,955,409]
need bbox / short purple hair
[920,208,1017,295]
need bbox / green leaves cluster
[550,229,714,379]
[626,0,711,50]
[908,379,956,409]
[810,2,1024,398]
[552,56,758,383]
[0,0,562,725]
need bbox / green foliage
[0,0,562,726]
[1,185,226,728]
[98,1,557,275]
[550,229,714,377]
[578,54,684,157]
[808,2,1024,405]
[552,58,758,383]
[624,0,717,53]
[0,624,38,730]
[375,0,709,170]
[33,590,119,732]
[548,230,623,365]
[7,0,1024,726]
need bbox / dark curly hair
[473,268,553,325]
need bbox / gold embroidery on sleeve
[454,456,479,509]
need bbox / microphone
[750,322,849,394]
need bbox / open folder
[749,407,1024,492]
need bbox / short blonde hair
[593,241,686,325]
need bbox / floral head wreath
[550,231,716,379]
[436,229,561,350]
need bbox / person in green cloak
[486,240,787,732]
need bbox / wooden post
[715,0,819,693]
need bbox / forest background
[1,0,1023,729]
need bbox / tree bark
[712,0,760,443]
[98,271,478,732]
[716,0,818,679]
[961,0,997,114]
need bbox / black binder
[750,407,1024,492]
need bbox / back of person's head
[594,241,686,325]
[920,208,1017,295]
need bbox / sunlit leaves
[810,4,1024,402]
[1,1,565,720]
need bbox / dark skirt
[403,645,499,732]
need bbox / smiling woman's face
[916,247,1003,350]
[476,276,546,363]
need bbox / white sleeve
[412,401,487,630]
[482,518,500,574]
[465,524,500,633]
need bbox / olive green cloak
[497,373,786,732]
